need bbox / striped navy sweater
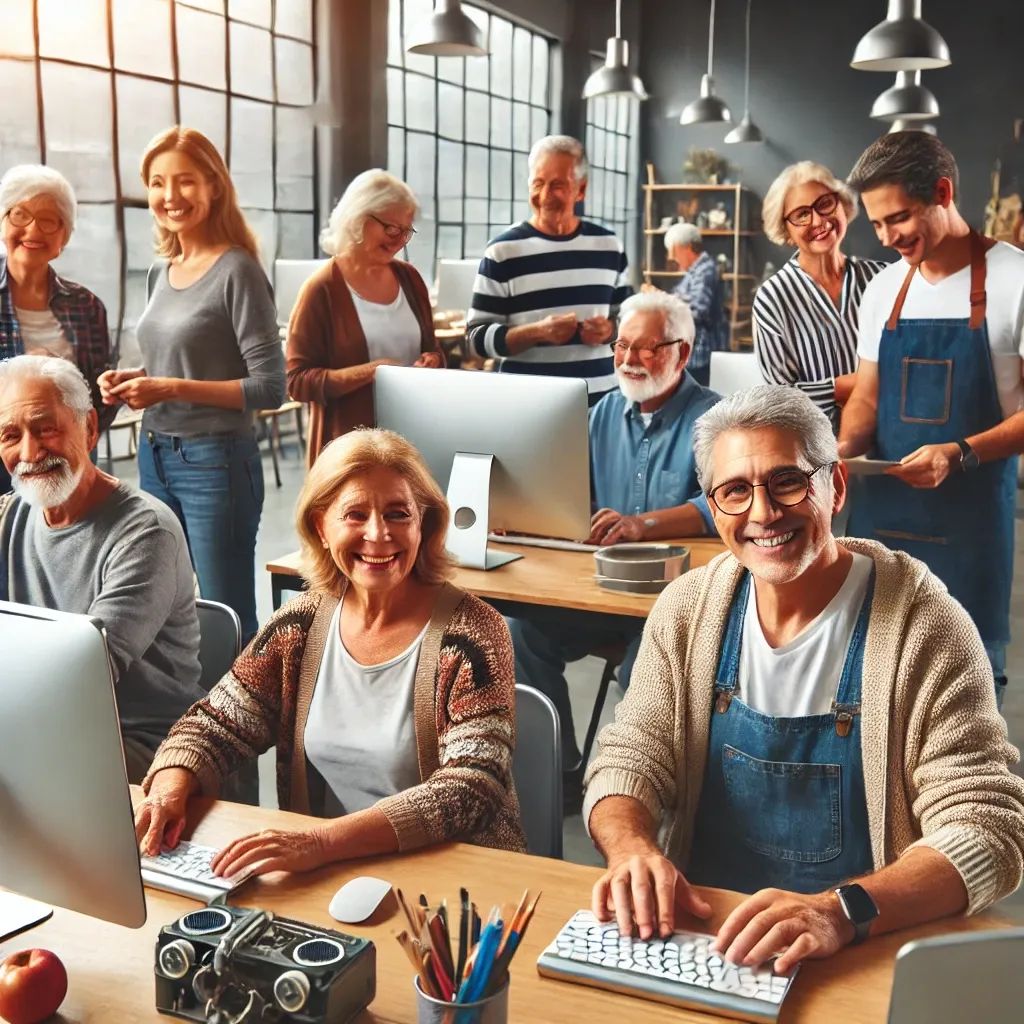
[467,220,632,405]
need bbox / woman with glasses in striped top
[753,162,888,430]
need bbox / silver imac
[0,601,147,932]
[375,366,591,570]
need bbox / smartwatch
[956,439,980,472]
[834,883,878,946]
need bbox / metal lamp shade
[870,71,939,120]
[851,0,950,71]
[407,1,488,57]
[583,38,648,101]
[724,111,764,144]
[680,75,731,125]
[889,118,937,134]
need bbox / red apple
[0,949,68,1024]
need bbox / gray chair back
[195,599,242,692]
[513,684,563,859]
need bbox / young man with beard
[586,386,1024,970]
[0,354,206,781]
[840,132,1024,709]
[467,135,632,406]
[507,291,720,804]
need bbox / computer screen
[0,601,147,930]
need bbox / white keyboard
[488,533,601,553]
[140,840,246,903]
[537,911,797,1023]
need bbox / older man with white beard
[507,291,720,805]
[0,354,205,781]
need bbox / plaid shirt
[0,253,116,431]
[672,250,729,370]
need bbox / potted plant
[683,147,729,184]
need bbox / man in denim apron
[841,133,1024,709]
[584,387,1024,973]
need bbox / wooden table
[267,538,727,615]
[3,797,1009,1024]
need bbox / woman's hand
[134,767,198,856]
[97,367,146,406]
[109,375,179,410]
[414,352,444,368]
[210,827,333,879]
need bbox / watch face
[838,884,879,925]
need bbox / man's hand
[413,351,443,368]
[589,508,646,545]
[886,442,961,489]
[593,849,712,940]
[712,888,854,975]
[537,312,579,344]
[108,374,178,410]
[210,827,333,880]
[579,316,614,346]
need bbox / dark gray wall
[638,0,1024,268]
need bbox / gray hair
[0,355,92,421]
[761,161,859,247]
[692,385,837,491]
[0,164,77,235]
[527,135,588,183]
[664,222,703,254]
[319,169,418,256]
[848,131,959,204]
[619,290,695,344]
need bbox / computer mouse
[328,876,393,924]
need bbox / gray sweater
[3,485,206,743]
[137,248,286,436]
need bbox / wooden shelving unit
[642,163,762,350]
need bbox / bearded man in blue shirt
[507,290,721,805]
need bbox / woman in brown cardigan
[287,170,444,467]
[134,428,524,877]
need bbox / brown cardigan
[286,258,440,467]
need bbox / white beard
[616,364,682,405]
[12,456,83,509]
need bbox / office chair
[195,599,242,691]
[513,684,563,859]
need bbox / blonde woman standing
[286,169,442,468]
[98,127,285,643]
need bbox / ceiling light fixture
[407,0,488,58]
[724,0,764,144]
[582,0,648,101]
[680,0,731,125]
[851,0,951,72]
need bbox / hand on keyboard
[134,767,197,857]
[588,509,645,546]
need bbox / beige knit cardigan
[583,538,1024,914]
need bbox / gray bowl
[593,544,690,587]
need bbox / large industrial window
[0,0,317,357]
[386,0,554,283]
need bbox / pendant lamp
[680,0,731,125]
[724,0,764,144]
[583,0,648,101]
[870,70,939,121]
[851,0,950,72]
[407,0,488,58]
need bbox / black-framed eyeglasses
[370,214,417,242]
[783,191,839,228]
[5,206,63,235]
[708,463,836,516]
[612,339,683,359]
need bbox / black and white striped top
[753,254,889,424]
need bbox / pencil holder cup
[414,976,509,1024]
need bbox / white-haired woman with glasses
[753,162,889,430]
[287,170,443,467]
[0,165,114,494]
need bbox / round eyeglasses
[783,191,839,228]
[6,206,63,235]
[708,463,835,516]
[369,214,417,242]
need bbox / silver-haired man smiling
[584,384,1024,973]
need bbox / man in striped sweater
[467,135,633,406]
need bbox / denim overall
[687,572,875,894]
[848,232,1015,677]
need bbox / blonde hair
[761,161,859,246]
[140,126,261,262]
[319,169,418,256]
[295,428,455,596]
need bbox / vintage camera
[154,906,375,1024]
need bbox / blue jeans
[506,607,643,770]
[139,430,264,644]
[987,643,1008,711]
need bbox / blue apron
[687,571,874,895]
[847,231,1015,649]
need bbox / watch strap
[835,884,878,946]
[956,439,979,471]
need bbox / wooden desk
[267,539,727,615]
[3,797,1009,1024]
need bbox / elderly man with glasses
[584,385,1024,972]
[507,290,720,807]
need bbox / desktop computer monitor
[0,601,147,932]
[374,366,591,569]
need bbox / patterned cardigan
[144,583,525,853]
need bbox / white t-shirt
[16,307,74,360]
[857,242,1024,418]
[304,600,424,815]
[737,553,873,718]
[347,282,422,365]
